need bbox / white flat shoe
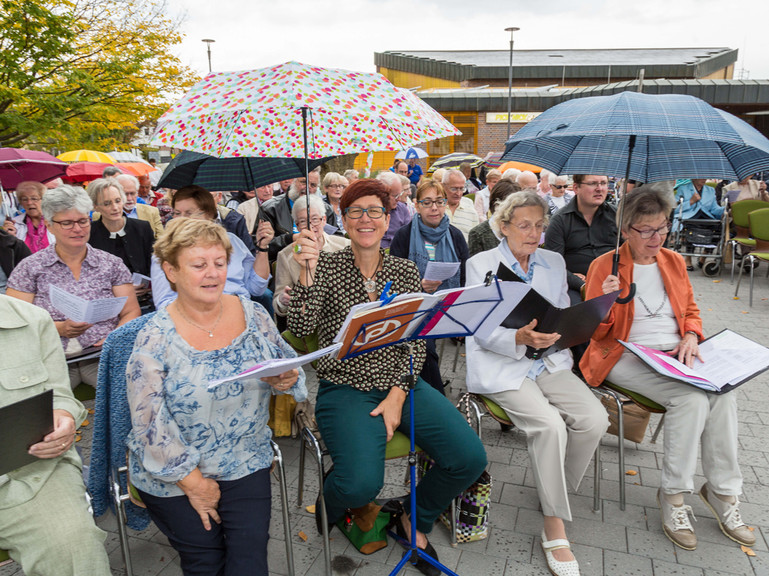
[541,530,580,576]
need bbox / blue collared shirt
[124,206,138,219]
[498,240,552,380]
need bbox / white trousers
[485,369,607,520]
[608,350,742,496]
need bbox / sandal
[541,530,580,576]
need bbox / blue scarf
[408,214,460,290]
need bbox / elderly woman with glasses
[581,186,754,553]
[10,181,55,253]
[322,172,347,233]
[288,179,486,576]
[6,185,140,388]
[390,180,469,394]
[465,191,607,576]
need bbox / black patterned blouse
[287,246,426,392]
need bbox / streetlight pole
[505,27,520,141]
[202,38,216,73]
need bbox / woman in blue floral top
[126,218,306,576]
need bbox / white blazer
[465,245,573,395]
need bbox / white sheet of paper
[207,343,342,389]
[424,261,460,282]
[49,285,127,324]
[132,273,151,287]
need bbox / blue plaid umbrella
[501,91,769,182]
[157,151,331,191]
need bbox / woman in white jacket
[465,191,607,576]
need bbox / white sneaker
[699,484,756,547]
[657,489,697,550]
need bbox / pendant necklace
[359,253,383,293]
[637,291,667,318]
[176,299,223,338]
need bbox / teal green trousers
[315,378,487,533]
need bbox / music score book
[0,390,54,476]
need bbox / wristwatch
[684,330,699,340]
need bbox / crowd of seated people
[0,165,765,576]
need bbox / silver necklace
[637,291,668,318]
[358,254,382,293]
[175,300,223,338]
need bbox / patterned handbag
[418,454,492,543]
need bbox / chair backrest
[731,199,767,229]
[748,208,769,248]
[87,313,155,531]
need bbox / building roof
[375,48,738,82]
[415,79,769,114]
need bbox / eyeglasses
[552,185,568,190]
[99,198,123,208]
[344,206,386,219]
[580,181,609,188]
[325,184,344,189]
[172,210,208,219]
[418,198,447,208]
[629,223,671,239]
[508,221,545,233]
[448,186,465,193]
[52,218,91,230]
[19,196,42,203]
[296,217,323,228]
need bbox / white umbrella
[395,147,428,160]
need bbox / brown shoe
[657,489,697,550]
[699,484,756,547]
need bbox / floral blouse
[126,295,307,498]
[287,246,426,392]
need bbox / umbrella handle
[616,283,636,304]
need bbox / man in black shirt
[544,174,618,305]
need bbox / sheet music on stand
[335,278,529,360]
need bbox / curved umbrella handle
[616,283,636,304]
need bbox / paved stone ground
[2,267,768,576]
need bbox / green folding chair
[728,199,766,282]
[735,207,769,306]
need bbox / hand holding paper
[49,285,127,324]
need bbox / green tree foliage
[0,0,199,149]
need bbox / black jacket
[389,220,469,287]
[218,206,255,253]
[89,218,154,276]
[0,228,31,279]
[543,197,618,291]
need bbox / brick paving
[2,268,768,576]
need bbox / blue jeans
[138,468,271,576]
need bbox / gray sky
[167,0,769,80]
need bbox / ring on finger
[293,244,302,254]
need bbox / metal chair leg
[110,465,134,576]
[593,445,601,513]
[449,496,458,547]
[650,414,665,444]
[299,429,331,576]
[749,255,756,307]
[452,338,463,372]
[600,388,625,510]
[271,441,295,576]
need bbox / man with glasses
[544,174,618,305]
[442,169,479,241]
[377,171,411,249]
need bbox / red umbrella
[0,148,67,189]
[65,162,126,183]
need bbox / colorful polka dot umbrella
[150,61,460,159]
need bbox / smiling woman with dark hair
[288,179,486,576]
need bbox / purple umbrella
[0,148,68,190]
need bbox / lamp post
[202,38,216,73]
[505,27,520,141]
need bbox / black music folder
[0,390,54,475]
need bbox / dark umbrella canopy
[427,152,485,174]
[157,151,332,191]
[0,148,67,189]
[501,91,769,182]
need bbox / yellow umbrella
[57,150,116,164]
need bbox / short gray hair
[87,178,126,206]
[619,185,674,231]
[376,171,400,188]
[490,190,548,235]
[115,173,139,190]
[343,169,358,180]
[442,168,465,185]
[501,168,521,181]
[322,172,344,190]
[14,181,46,201]
[291,194,326,221]
[42,185,93,222]
[397,174,410,187]
[485,169,502,181]
[102,166,122,178]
